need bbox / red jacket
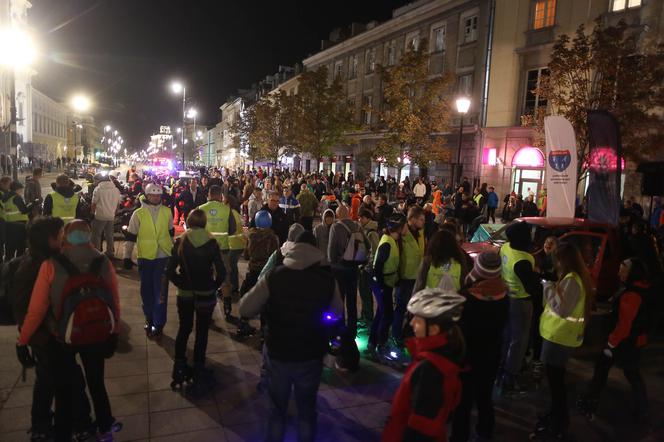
[383,334,462,442]
[608,282,650,349]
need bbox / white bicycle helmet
[144,183,162,195]
[407,288,465,322]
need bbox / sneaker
[236,321,256,339]
[500,374,528,397]
[28,429,53,442]
[532,360,543,382]
[72,428,96,442]
[576,395,596,421]
[97,432,113,442]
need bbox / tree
[536,19,664,179]
[374,39,455,177]
[292,66,356,161]
[233,91,299,167]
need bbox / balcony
[524,26,556,47]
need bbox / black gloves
[123,258,133,270]
[16,345,35,368]
[102,334,119,359]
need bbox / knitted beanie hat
[468,251,502,283]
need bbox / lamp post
[70,94,92,162]
[0,27,36,180]
[453,97,471,188]
[171,81,186,167]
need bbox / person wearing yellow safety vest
[3,181,34,259]
[42,174,82,223]
[367,213,406,361]
[123,183,174,338]
[498,221,543,397]
[413,229,469,294]
[197,184,238,319]
[391,206,426,350]
[530,243,592,440]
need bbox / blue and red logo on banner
[548,149,572,172]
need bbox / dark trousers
[175,296,215,367]
[31,342,92,434]
[300,216,313,231]
[266,355,323,442]
[546,363,568,432]
[392,279,415,342]
[332,265,358,338]
[5,221,26,260]
[487,207,496,223]
[531,293,544,361]
[586,348,648,416]
[369,283,393,347]
[137,257,169,328]
[53,344,113,441]
[451,358,501,441]
[358,267,374,323]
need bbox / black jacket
[252,204,289,245]
[176,187,207,215]
[167,229,225,293]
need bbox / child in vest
[383,288,465,442]
[124,183,174,338]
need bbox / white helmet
[144,183,162,195]
[407,288,465,322]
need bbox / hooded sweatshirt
[166,227,225,296]
[92,180,122,221]
[244,227,280,272]
[259,223,305,279]
[239,241,343,361]
[313,209,335,266]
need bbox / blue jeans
[266,355,323,442]
[138,257,169,328]
[332,264,358,338]
[392,279,415,342]
[369,282,393,348]
[222,249,242,294]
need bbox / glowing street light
[71,94,92,113]
[171,81,184,94]
[452,96,471,187]
[104,125,111,132]
[170,80,187,165]
[186,108,198,119]
[0,27,36,68]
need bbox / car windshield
[488,220,582,254]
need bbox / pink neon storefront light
[512,147,545,168]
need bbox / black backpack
[0,257,22,325]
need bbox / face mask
[66,230,91,245]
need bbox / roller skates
[170,360,193,390]
[235,319,256,339]
[576,395,597,421]
[532,360,543,390]
[223,296,233,320]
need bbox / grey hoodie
[239,242,343,318]
[327,218,360,266]
[313,209,335,266]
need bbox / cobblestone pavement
[1,253,662,441]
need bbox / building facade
[30,87,67,161]
[303,0,492,182]
[481,0,661,200]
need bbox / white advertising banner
[544,116,578,218]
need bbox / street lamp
[453,97,471,188]
[0,27,36,179]
[104,125,111,133]
[170,81,187,166]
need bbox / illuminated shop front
[511,146,545,199]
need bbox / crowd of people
[0,164,661,442]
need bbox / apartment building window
[406,32,420,51]
[349,54,358,79]
[533,0,556,29]
[433,25,446,52]
[362,95,373,125]
[386,41,396,66]
[611,0,641,11]
[523,68,549,116]
[463,15,478,43]
[458,74,473,95]
[365,48,376,73]
[334,60,344,79]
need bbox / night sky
[28,0,405,150]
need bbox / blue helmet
[254,210,272,228]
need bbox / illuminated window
[533,0,556,29]
[611,0,641,11]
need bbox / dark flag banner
[586,110,622,226]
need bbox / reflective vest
[499,242,535,299]
[375,234,400,288]
[198,200,231,249]
[399,228,425,280]
[540,272,586,348]
[473,194,483,206]
[135,206,173,260]
[0,196,4,221]
[426,258,462,291]
[50,192,80,222]
[5,195,28,222]
[228,209,246,250]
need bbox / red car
[463,217,621,300]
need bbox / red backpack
[53,254,117,346]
